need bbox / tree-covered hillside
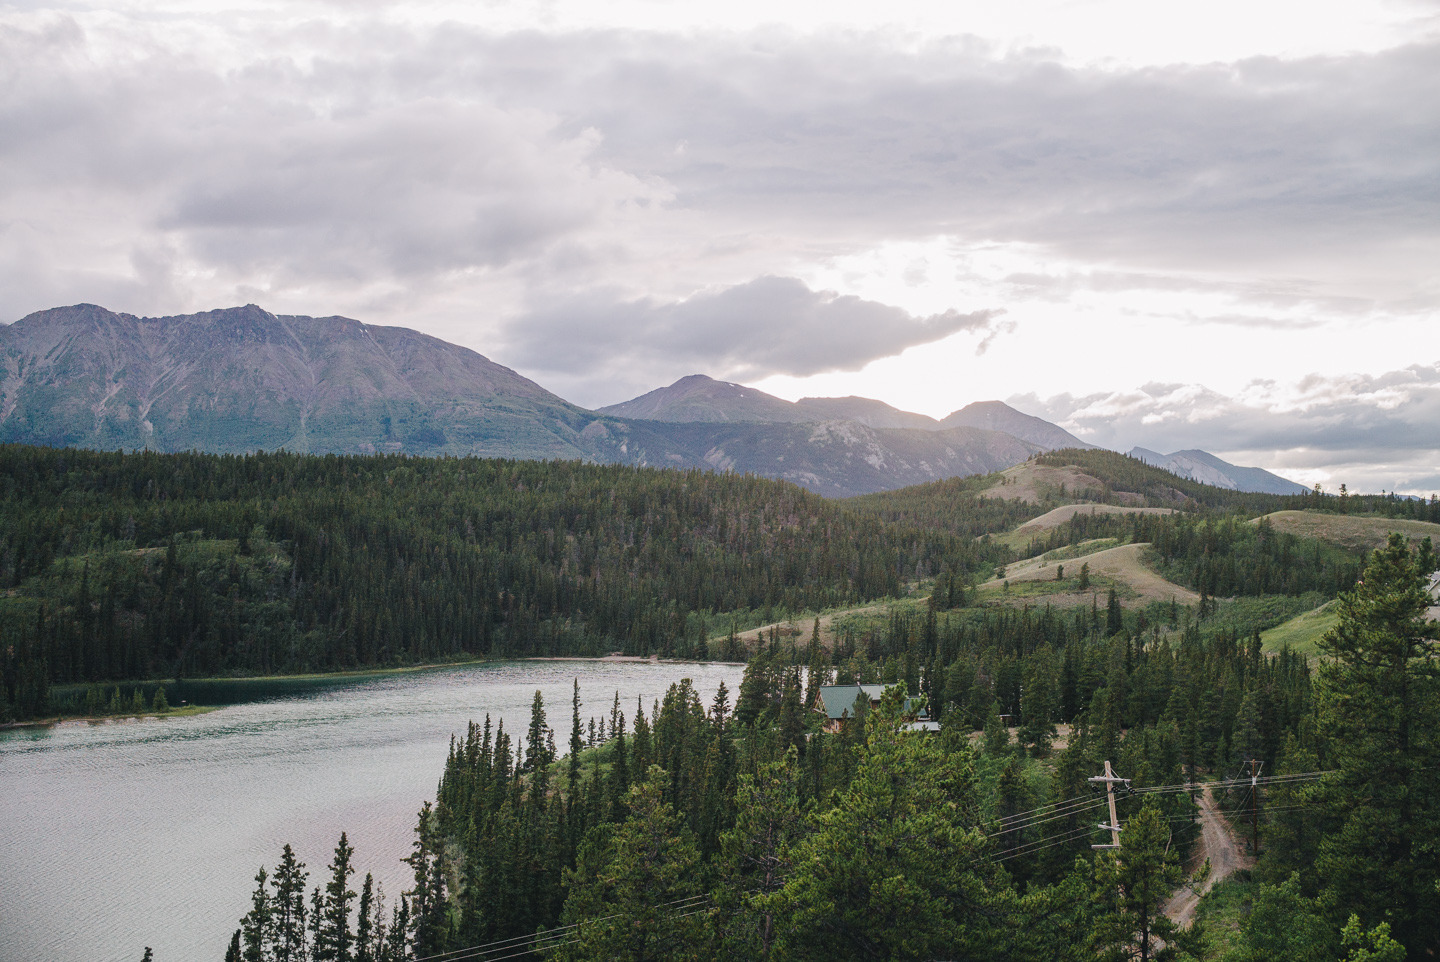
[222,534,1440,962]
[0,445,988,718]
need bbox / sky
[2,0,1438,494]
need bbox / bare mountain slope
[941,400,1093,450]
[0,304,600,458]
[1131,447,1309,495]
[596,374,801,423]
[597,374,940,429]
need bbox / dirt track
[1163,784,1254,928]
[1011,504,1176,539]
[982,542,1200,606]
[707,602,893,650]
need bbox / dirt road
[1164,784,1254,928]
[707,601,895,651]
[982,542,1201,606]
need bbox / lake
[0,660,744,962]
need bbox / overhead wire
[407,894,712,962]
[401,769,1336,962]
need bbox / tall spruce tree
[1313,533,1440,950]
[270,844,308,962]
[240,867,272,962]
[552,767,704,962]
[316,833,356,962]
[1089,800,1195,962]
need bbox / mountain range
[1130,447,1310,496]
[0,303,1304,497]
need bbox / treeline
[0,444,990,718]
[820,598,1314,788]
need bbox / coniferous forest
[222,532,1438,961]
[2,443,1437,959]
[0,444,988,715]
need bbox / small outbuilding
[812,683,934,733]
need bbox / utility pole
[1248,759,1263,854]
[1089,760,1129,850]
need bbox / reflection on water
[0,660,742,962]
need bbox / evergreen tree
[525,690,552,773]
[240,867,272,962]
[270,844,308,962]
[405,803,448,955]
[316,833,356,962]
[552,767,704,961]
[1105,589,1123,637]
[982,699,1010,757]
[776,707,993,960]
[1089,800,1195,962]
[569,678,583,793]
[714,753,807,960]
[1313,534,1440,949]
[776,670,806,756]
[354,874,375,962]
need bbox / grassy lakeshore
[29,653,742,725]
[1,703,221,730]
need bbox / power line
[408,895,712,962]
[410,769,1336,962]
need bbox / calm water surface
[0,660,743,962]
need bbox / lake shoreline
[6,655,746,728]
[0,704,221,730]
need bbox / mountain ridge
[1130,446,1310,496]
[1,303,1306,498]
[0,304,1056,496]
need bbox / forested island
[2,444,1437,959]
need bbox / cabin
[812,683,937,733]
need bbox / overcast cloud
[1014,363,1440,495]
[505,276,1006,402]
[1,2,1437,490]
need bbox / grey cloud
[439,31,1440,287]
[0,17,660,318]
[1012,363,1440,493]
[504,275,1005,392]
[6,19,1439,304]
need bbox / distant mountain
[596,374,802,424]
[600,375,1100,440]
[1130,447,1309,495]
[597,375,940,430]
[941,400,1093,451]
[791,396,941,430]
[595,419,1042,498]
[0,305,1048,497]
[0,303,603,460]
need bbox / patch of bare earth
[709,602,894,651]
[1164,784,1254,929]
[978,463,1120,505]
[983,543,1200,607]
[1012,504,1177,538]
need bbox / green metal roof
[814,684,886,719]
[814,684,927,720]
